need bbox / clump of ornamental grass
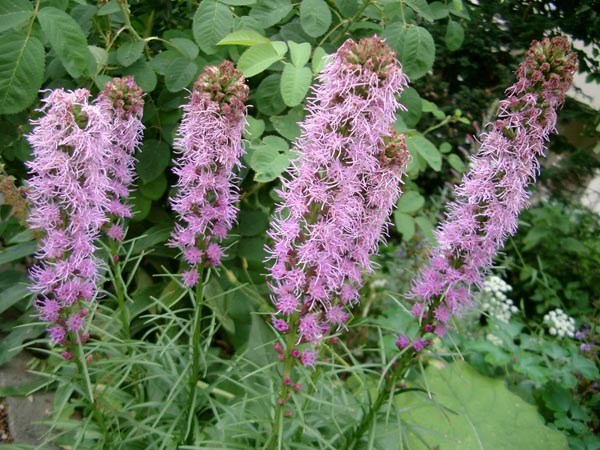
[169,60,249,288]
[26,88,113,354]
[264,35,410,447]
[96,76,144,242]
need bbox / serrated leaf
[447,153,465,172]
[406,134,441,171]
[38,6,92,78]
[136,139,170,183]
[312,46,328,74]
[300,0,331,37]
[394,211,415,241]
[0,0,32,33]
[255,74,286,115]
[0,32,44,114]
[139,173,167,200]
[445,19,464,51]
[170,38,199,60]
[398,87,422,128]
[244,116,265,140]
[288,41,311,67]
[404,0,434,22]
[280,64,312,107]
[249,136,291,182]
[164,57,197,92]
[237,43,281,77]
[217,29,270,46]
[396,190,424,213]
[382,24,435,80]
[117,40,145,67]
[249,0,292,28]
[192,0,234,55]
[122,57,157,93]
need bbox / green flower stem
[118,0,143,41]
[267,327,298,450]
[109,241,131,340]
[183,266,206,444]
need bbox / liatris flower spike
[408,36,577,339]
[96,76,144,242]
[266,36,410,366]
[26,88,112,349]
[169,61,249,287]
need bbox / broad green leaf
[96,0,121,16]
[237,43,281,77]
[0,32,44,114]
[169,38,199,60]
[130,223,172,255]
[139,173,167,200]
[406,134,442,171]
[271,107,304,141]
[0,241,37,265]
[150,50,178,75]
[249,136,291,182]
[430,1,449,19]
[402,362,569,450]
[243,116,265,140]
[445,19,465,51]
[398,87,422,128]
[239,208,269,236]
[271,40,288,57]
[164,57,197,92]
[37,6,92,78]
[422,98,446,119]
[122,57,157,93]
[249,0,292,28]
[300,0,331,37]
[447,153,465,172]
[254,74,286,115]
[217,29,270,46]
[131,191,151,221]
[288,41,311,67]
[117,40,145,67]
[394,212,415,241]
[221,0,256,4]
[238,236,267,262]
[136,139,170,183]
[88,45,107,74]
[415,215,436,242]
[0,0,32,32]
[396,190,424,213]
[312,46,328,73]
[334,0,359,17]
[280,64,312,107]
[192,0,234,55]
[404,0,434,22]
[450,0,470,19]
[382,24,435,80]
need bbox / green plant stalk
[109,241,131,340]
[183,266,205,444]
[267,327,298,450]
[118,0,143,41]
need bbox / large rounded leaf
[280,64,312,107]
[0,32,44,114]
[192,0,234,55]
[400,362,569,450]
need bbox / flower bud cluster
[479,275,518,323]
[96,76,144,242]
[543,308,575,338]
[169,61,248,287]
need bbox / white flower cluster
[543,309,575,338]
[480,275,518,323]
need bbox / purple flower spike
[26,88,112,346]
[266,36,410,362]
[169,61,248,280]
[96,76,144,242]
[409,37,577,326]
